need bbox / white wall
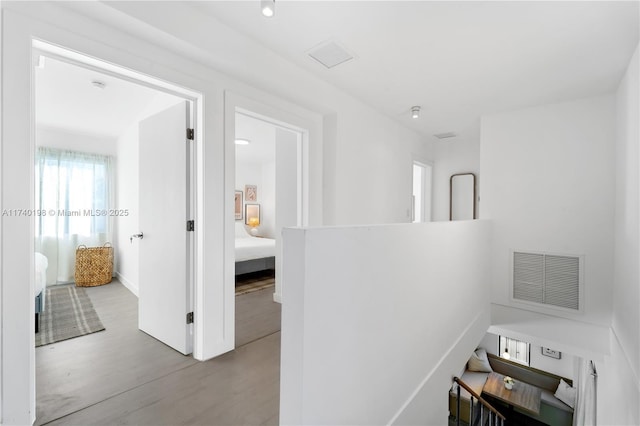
[36,126,117,156]
[479,331,499,355]
[114,118,139,294]
[280,221,492,425]
[478,332,576,380]
[274,128,299,301]
[432,134,480,222]
[330,104,434,225]
[603,42,640,425]
[599,334,640,425]
[260,161,276,239]
[235,160,270,234]
[529,344,576,380]
[480,95,616,326]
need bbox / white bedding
[235,236,276,261]
[35,252,48,311]
[235,222,276,262]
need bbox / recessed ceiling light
[261,0,275,17]
[411,106,421,119]
[91,80,106,90]
[235,139,250,145]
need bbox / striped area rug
[36,284,105,347]
[235,271,275,296]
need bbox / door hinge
[186,312,194,324]
[187,220,195,232]
[186,128,194,140]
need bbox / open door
[138,101,193,355]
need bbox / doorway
[32,43,202,423]
[233,110,303,346]
[412,160,433,222]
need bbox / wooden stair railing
[453,376,506,426]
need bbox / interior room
[34,52,181,286]
[32,50,285,424]
[32,52,200,422]
[233,110,301,346]
[1,2,638,426]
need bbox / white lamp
[411,106,421,119]
[502,348,511,360]
[248,216,260,236]
[245,204,261,236]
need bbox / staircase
[451,377,506,426]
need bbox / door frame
[412,158,433,223]
[30,41,203,362]
[224,92,315,328]
[234,108,306,303]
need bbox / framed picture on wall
[245,185,257,202]
[234,191,243,220]
[541,347,561,359]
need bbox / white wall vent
[512,251,582,311]
[307,41,354,69]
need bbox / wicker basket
[75,243,114,287]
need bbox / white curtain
[35,147,114,284]
[574,359,598,426]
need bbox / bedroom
[233,110,303,345]
[33,52,184,292]
[32,51,203,422]
[235,110,303,297]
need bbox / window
[35,147,113,284]
[499,336,530,366]
[36,147,112,238]
[412,161,432,222]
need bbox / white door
[138,101,193,355]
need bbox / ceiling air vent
[307,41,354,69]
[512,251,582,311]
[434,132,457,140]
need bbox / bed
[235,222,276,275]
[35,252,48,333]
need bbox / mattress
[35,252,48,295]
[234,221,276,262]
[35,252,48,312]
[235,237,276,262]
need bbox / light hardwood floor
[236,284,281,348]
[36,280,281,425]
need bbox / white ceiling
[193,1,639,140]
[35,1,640,145]
[235,113,277,164]
[35,55,164,139]
[35,54,280,161]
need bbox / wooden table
[482,372,541,416]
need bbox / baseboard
[611,325,640,393]
[115,271,138,297]
[273,292,282,304]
